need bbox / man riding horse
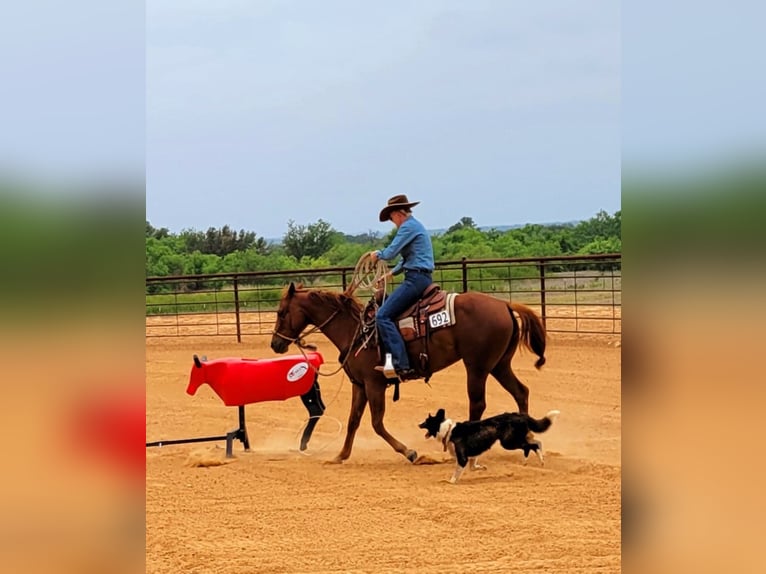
[369,195,434,381]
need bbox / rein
[272,306,364,377]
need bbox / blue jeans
[377,271,432,371]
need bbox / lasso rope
[288,252,391,453]
[347,252,389,294]
[294,415,344,456]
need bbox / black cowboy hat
[378,194,421,222]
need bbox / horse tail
[508,303,547,369]
[526,410,560,433]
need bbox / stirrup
[396,368,418,381]
[373,353,397,379]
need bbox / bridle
[271,307,341,350]
[272,305,363,377]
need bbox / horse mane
[291,284,364,316]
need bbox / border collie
[418,408,560,484]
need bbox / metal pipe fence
[145,253,621,340]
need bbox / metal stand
[146,405,250,458]
[225,405,251,457]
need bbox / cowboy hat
[378,194,421,222]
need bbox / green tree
[145,208,621,281]
[146,221,170,239]
[282,219,342,260]
[181,225,268,256]
[343,230,381,245]
[570,210,621,251]
[446,216,477,234]
[577,236,622,255]
[145,236,186,279]
[435,227,495,259]
[489,233,527,258]
[323,242,371,267]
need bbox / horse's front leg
[328,380,368,464]
[367,381,417,463]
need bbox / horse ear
[288,282,296,296]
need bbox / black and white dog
[418,408,560,484]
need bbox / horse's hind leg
[466,367,490,421]
[330,381,368,464]
[367,382,417,463]
[490,362,530,414]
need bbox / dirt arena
[146,333,621,573]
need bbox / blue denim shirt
[376,215,435,275]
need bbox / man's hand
[369,251,379,263]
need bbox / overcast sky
[3,1,762,237]
[145,1,620,238]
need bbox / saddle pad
[426,292,458,330]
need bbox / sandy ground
[146,333,621,574]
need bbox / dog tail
[527,410,560,433]
[509,303,547,369]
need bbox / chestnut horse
[270,282,547,464]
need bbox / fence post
[233,277,242,343]
[341,269,347,292]
[461,257,468,293]
[538,261,547,329]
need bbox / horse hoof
[324,457,344,465]
[406,450,418,463]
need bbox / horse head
[270,282,310,354]
[271,283,362,356]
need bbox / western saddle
[371,283,449,341]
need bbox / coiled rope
[347,252,389,294]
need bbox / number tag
[428,310,450,329]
